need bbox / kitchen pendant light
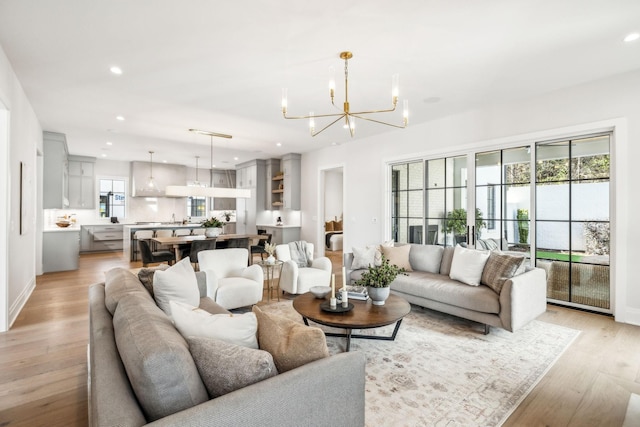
[145,151,161,193]
[165,129,251,198]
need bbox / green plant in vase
[353,256,407,305]
[201,217,225,237]
[445,208,485,243]
[517,209,529,244]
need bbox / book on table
[338,285,368,301]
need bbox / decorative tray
[320,301,354,313]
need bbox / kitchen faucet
[171,213,176,223]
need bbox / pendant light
[146,151,160,193]
[165,129,251,198]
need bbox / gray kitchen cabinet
[43,229,80,272]
[68,155,96,209]
[81,224,124,253]
[209,169,237,211]
[258,225,301,245]
[281,153,301,210]
[43,131,69,209]
[235,160,265,234]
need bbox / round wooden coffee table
[292,292,411,351]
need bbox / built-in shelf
[272,175,284,181]
[272,202,284,207]
[272,189,284,194]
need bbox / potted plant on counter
[201,217,225,237]
[353,256,407,305]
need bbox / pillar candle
[342,267,346,289]
[331,274,335,299]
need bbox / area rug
[259,301,579,427]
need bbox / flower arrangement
[353,256,407,288]
[201,217,225,228]
[264,242,277,256]
[222,211,234,222]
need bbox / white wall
[0,44,42,331]
[301,69,640,324]
[324,169,343,222]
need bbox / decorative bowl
[310,285,331,299]
[55,221,71,228]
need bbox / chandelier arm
[349,105,398,115]
[310,114,347,137]
[284,111,346,120]
[351,114,407,129]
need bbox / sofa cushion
[137,264,170,297]
[112,293,208,422]
[351,246,378,269]
[392,272,500,314]
[170,300,259,348]
[104,268,154,315]
[188,336,278,398]
[381,245,413,271]
[153,257,200,316]
[439,247,455,275]
[449,246,490,286]
[252,305,329,373]
[409,244,443,273]
[481,252,526,294]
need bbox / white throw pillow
[449,246,490,286]
[153,257,200,316]
[170,301,259,349]
[351,246,378,269]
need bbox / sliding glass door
[389,132,611,312]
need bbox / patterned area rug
[259,300,579,427]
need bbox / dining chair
[133,230,154,261]
[251,233,272,261]
[138,240,175,267]
[182,238,217,270]
[173,229,191,237]
[154,229,173,250]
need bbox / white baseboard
[9,277,36,328]
[623,307,640,327]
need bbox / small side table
[256,260,284,301]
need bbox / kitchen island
[43,225,80,272]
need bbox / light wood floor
[0,251,638,426]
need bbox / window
[99,179,126,218]
[187,196,207,218]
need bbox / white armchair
[197,248,263,310]
[275,242,332,295]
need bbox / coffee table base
[302,317,404,352]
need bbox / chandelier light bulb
[309,111,315,135]
[281,88,288,113]
[392,74,400,103]
[403,99,409,125]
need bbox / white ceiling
[0,0,639,168]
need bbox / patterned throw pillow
[252,305,328,373]
[480,252,526,294]
[137,264,170,297]
[351,246,378,269]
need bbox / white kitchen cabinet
[68,155,96,209]
[130,161,187,197]
[43,131,69,209]
[281,153,301,210]
[43,229,80,272]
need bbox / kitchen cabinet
[281,153,301,210]
[43,228,79,272]
[43,131,69,209]
[68,155,96,209]
[257,225,301,245]
[130,161,187,197]
[235,160,265,234]
[81,225,123,253]
[209,169,236,211]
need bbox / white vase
[266,255,276,264]
[367,286,390,306]
[205,227,222,237]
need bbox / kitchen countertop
[256,224,301,228]
[44,225,81,232]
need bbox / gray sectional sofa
[89,268,366,427]
[344,244,547,333]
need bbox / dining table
[151,234,262,264]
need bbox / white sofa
[197,248,263,309]
[275,243,332,294]
[344,244,547,333]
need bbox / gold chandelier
[282,51,409,137]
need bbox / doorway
[320,167,344,258]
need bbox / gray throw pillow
[480,252,525,294]
[188,337,278,398]
[137,264,170,297]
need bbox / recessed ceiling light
[116,115,125,121]
[276,142,282,147]
[110,66,123,75]
[624,32,639,42]
[233,157,239,161]
[106,141,113,146]
[101,153,107,157]
[331,142,338,146]
[162,160,167,163]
